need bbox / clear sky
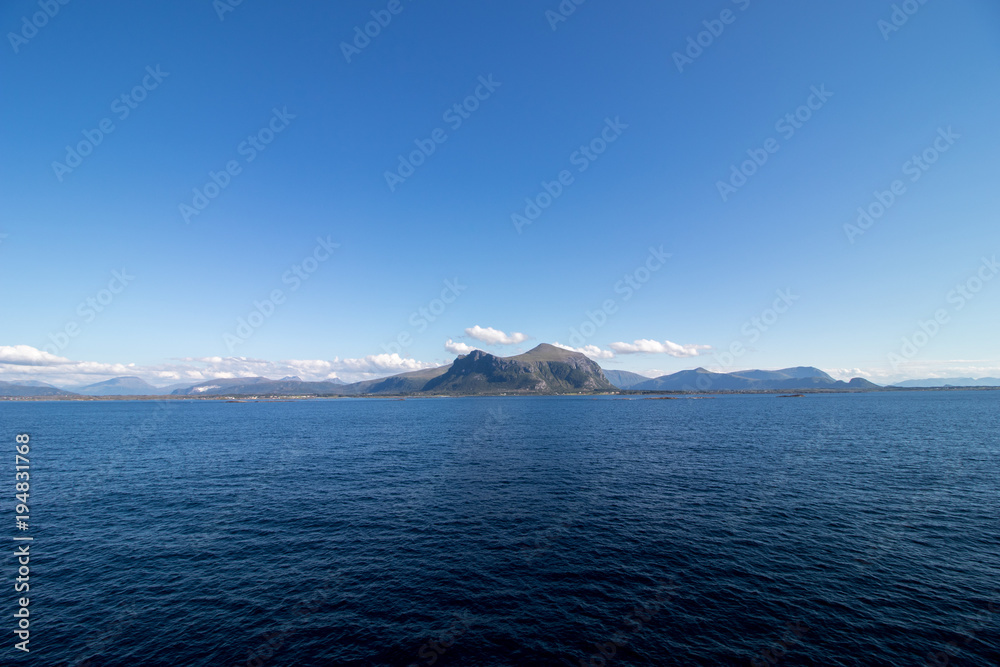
[1,0,999,386]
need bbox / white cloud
[332,353,436,374]
[0,345,71,366]
[465,325,529,345]
[826,367,877,381]
[445,339,478,355]
[826,361,1000,385]
[609,339,711,357]
[0,345,439,388]
[552,342,615,360]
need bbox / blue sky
[1,0,999,386]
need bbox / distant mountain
[77,376,160,396]
[602,369,653,390]
[421,344,614,394]
[735,366,834,381]
[337,365,452,395]
[632,367,877,392]
[173,377,305,396]
[0,381,76,397]
[892,377,1000,388]
[164,348,612,396]
[1,353,889,398]
[158,381,203,394]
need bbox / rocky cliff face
[423,345,615,394]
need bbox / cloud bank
[0,345,438,387]
[0,345,71,366]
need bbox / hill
[172,376,353,396]
[602,369,653,389]
[337,365,452,395]
[0,381,77,397]
[77,376,161,396]
[632,367,877,392]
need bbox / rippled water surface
[3,391,999,665]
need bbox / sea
[1,391,998,666]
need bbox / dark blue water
[2,392,998,666]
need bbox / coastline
[2,385,998,402]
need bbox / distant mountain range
[601,369,652,390]
[76,376,161,396]
[172,376,354,396]
[624,366,880,392]
[0,380,76,397]
[891,377,1000,388]
[6,345,997,398]
[172,344,614,396]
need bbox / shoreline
[2,385,999,402]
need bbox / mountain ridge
[628,367,876,392]
[0,346,950,398]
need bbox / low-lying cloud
[552,343,615,360]
[609,339,711,357]
[0,345,437,387]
